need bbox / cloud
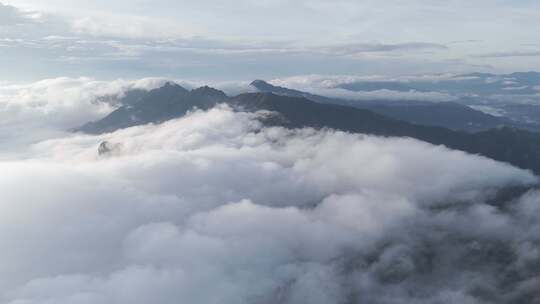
[320,42,448,57]
[0,3,34,26]
[0,75,257,147]
[0,77,169,152]
[473,50,540,58]
[0,101,539,303]
[3,1,449,61]
[268,73,466,88]
[71,15,203,40]
[2,1,540,78]
[269,75,457,102]
[448,39,483,45]
[469,105,507,117]
[0,4,460,81]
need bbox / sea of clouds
[0,78,540,303]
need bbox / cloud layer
[1,94,539,303]
[0,77,173,153]
[2,1,540,79]
[268,75,457,102]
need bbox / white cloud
[0,76,257,154]
[71,15,203,40]
[469,105,507,117]
[0,103,538,303]
[473,50,540,58]
[502,85,529,91]
[269,75,457,102]
[3,1,540,79]
[0,77,169,152]
[0,3,35,25]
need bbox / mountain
[498,103,540,124]
[339,71,540,96]
[250,80,535,132]
[364,102,513,132]
[229,93,540,174]
[229,92,408,132]
[250,79,344,105]
[76,83,540,174]
[251,79,433,107]
[76,83,227,134]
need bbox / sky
[0,0,539,81]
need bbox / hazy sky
[1,0,539,80]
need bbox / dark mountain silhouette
[75,83,540,174]
[250,80,536,132]
[76,83,227,134]
[229,93,540,174]
[250,79,345,105]
[365,102,513,132]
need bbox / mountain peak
[75,84,226,134]
[250,80,275,90]
[250,80,306,97]
[251,79,269,85]
[165,81,186,88]
[192,85,223,93]
[191,85,228,99]
[154,81,188,92]
[163,81,178,88]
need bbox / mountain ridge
[75,83,540,174]
[249,79,539,132]
[75,82,227,134]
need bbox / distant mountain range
[250,79,540,132]
[336,71,540,96]
[76,82,540,175]
[316,71,540,125]
[229,92,540,174]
